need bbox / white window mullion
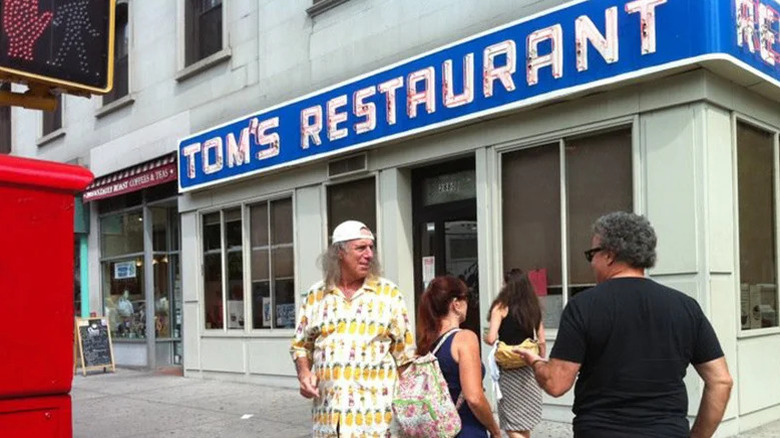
[559,139,570,308]
[267,201,275,330]
[774,132,780,315]
[220,209,227,333]
[242,204,250,334]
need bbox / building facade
[6,0,780,434]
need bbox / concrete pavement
[72,368,777,438]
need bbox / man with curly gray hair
[290,220,416,438]
[519,212,733,438]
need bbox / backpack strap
[432,329,466,410]
[431,328,461,355]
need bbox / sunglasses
[584,247,603,263]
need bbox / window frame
[37,95,65,146]
[176,0,231,81]
[98,0,133,115]
[495,116,640,340]
[733,113,780,338]
[198,192,297,336]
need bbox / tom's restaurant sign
[178,0,780,192]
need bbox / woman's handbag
[494,338,539,369]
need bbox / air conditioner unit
[328,153,368,179]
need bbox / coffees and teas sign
[178,0,780,192]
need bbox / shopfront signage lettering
[179,0,780,192]
[84,162,177,202]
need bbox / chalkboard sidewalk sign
[74,317,116,376]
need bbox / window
[185,0,223,66]
[502,128,633,329]
[151,204,181,341]
[42,95,62,136]
[326,177,377,238]
[203,198,295,331]
[100,209,145,339]
[98,182,179,341]
[250,199,295,329]
[737,121,779,330]
[103,2,129,105]
[0,83,10,154]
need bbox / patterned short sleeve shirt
[290,276,416,438]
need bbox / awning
[83,153,177,202]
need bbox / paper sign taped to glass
[528,268,548,296]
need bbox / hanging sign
[179,0,780,192]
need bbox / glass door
[413,157,480,335]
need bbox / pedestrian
[417,275,502,438]
[518,212,733,438]
[290,220,417,438]
[483,268,545,438]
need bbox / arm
[483,305,506,346]
[294,356,319,398]
[454,330,502,437]
[690,357,733,438]
[290,288,319,399]
[537,321,547,358]
[388,288,417,368]
[517,348,580,397]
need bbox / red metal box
[0,155,92,399]
[0,394,72,438]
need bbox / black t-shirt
[550,277,724,438]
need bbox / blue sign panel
[179,0,780,192]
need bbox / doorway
[412,157,480,335]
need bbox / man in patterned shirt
[291,220,417,438]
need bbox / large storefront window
[203,197,295,331]
[501,128,633,328]
[737,121,780,330]
[250,199,295,329]
[101,210,146,338]
[99,182,180,349]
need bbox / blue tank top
[434,330,488,438]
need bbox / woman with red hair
[417,275,501,437]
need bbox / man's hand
[516,347,542,366]
[298,371,320,399]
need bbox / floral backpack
[392,329,464,438]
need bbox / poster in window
[262,297,271,328]
[422,256,435,288]
[227,300,244,329]
[276,303,296,328]
[114,261,136,279]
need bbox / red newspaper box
[0,155,93,437]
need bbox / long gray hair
[319,241,382,288]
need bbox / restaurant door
[412,157,480,335]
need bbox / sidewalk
[72,369,776,438]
